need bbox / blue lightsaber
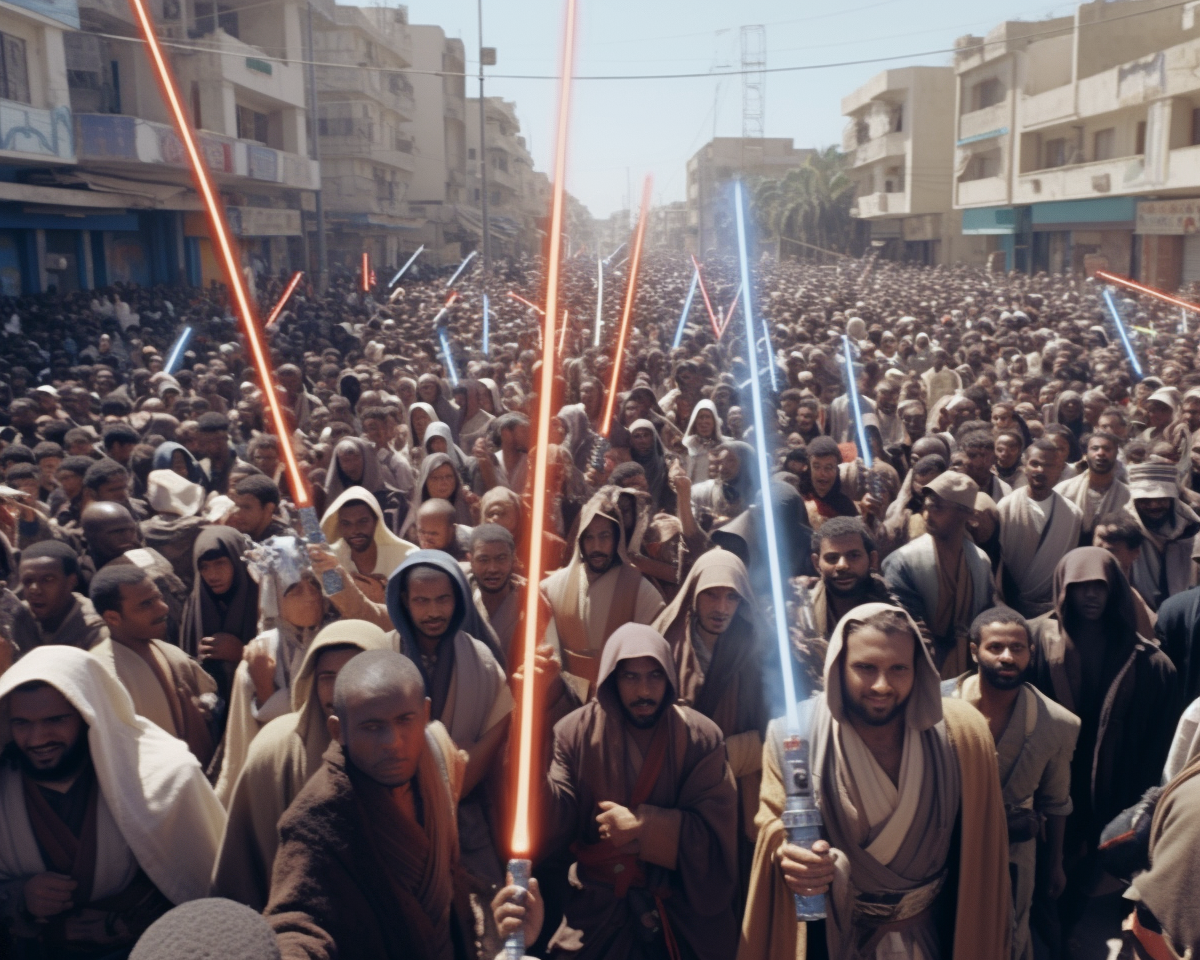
[735,180,824,923]
[593,257,604,347]
[842,335,873,469]
[446,249,478,288]
[672,269,699,350]
[483,293,490,355]
[438,328,459,386]
[164,326,193,374]
[1101,287,1143,380]
[389,245,424,287]
[603,241,626,266]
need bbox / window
[0,33,29,104]
[972,78,1004,111]
[318,117,354,136]
[961,150,1001,181]
[467,147,476,160]
[1192,107,1200,146]
[236,105,269,144]
[1093,128,1115,161]
[1044,137,1068,168]
[1136,120,1147,155]
[893,103,903,133]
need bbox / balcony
[956,176,1009,207]
[1019,85,1075,130]
[74,113,319,188]
[0,101,74,163]
[958,101,1009,142]
[320,136,416,173]
[317,68,414,118]
[178,30,305,109]
[855,191,907,218]
[852,131,906,168]
[487,163,520,192]
[1014,155,1146,203]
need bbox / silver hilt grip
[504,858,531,960]
[782,734,826,921]
[298,506,344,595]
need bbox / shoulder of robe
[672,702,726,754]
[1029,685,1081,735]
[941,697,995,758]
[242,712,305,774]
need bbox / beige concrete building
[465,95,539,258]
[954,0,1200,283]
[843,66,986,265]
[686,137,814,255]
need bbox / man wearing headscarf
[320,484,417,605]
[997,439,1083,618]
[942,608,1079,960]
[386,551,512,888]
[1030,548,1181,943]
[140,469,209,590]
[802,437,860,528]
[265,650,473,960]
[883,472,994,679]
[417,371,461,440]
[739,604,1011,960]
[456,378,494,452]
[211,619,392,909]
[541,490,666,698]
[626,418,677,515]
[324,436,404,532]
[691,439,756,527]
[496,623,739,960]
[0,648,224,957]
[1123,460,1200,611]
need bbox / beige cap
[922,470,993,512]
[146,469,204,518]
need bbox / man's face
[580,381,599,409]
[841,625,915,727]
[1192,441,1200,476]
[315,647,361,720]
[814,534,872,596]
[363,417,390,448]
[994,435,1021,471]
[336,445,365,483]
[809,455,838,498]
[581,515,618,574]
[426,463,458,500]
[20,557,76,623]
[963,445,994,487]
[1066,580,1108,621]
[38,457,61,488]
[1097,413,1127,439]
[1085,437,1116,476]
[1135,496,1175,530]
[335,686,429,788]
[198,430,229,460]
[1094,525,1139,574]
[104,579,170,642]
[615,655,669,729]
[416,515,454,551]
[471,540,514,595]
[418,380,439,403]
[630,427,655,457]
[1024,447,1054,496]
[482,499,518,534]
[901,408,926,440]
[1183,399,1200,433]
[56,469,84,500]
[972,623,1030,691]
[796,405,817,433]
[922,491,967,541]
[694,586,740,637]
[95,475,129,503]
[337,503,378,554]
[875,388,898,417]
[89,514,140,561]
[402,569,456,641]
[228,493,274,537]
[715,447,741,483]
[278,369,302,395]
[8,685,88,782]
[1146,400,1173,430]
[279,577,325,628]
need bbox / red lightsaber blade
[264,271,304,329]
[1095,270,1200,315]
[600,174,653,437]
[691,254,720,338]
[508,291,546,315]
[510,0,577,866]
[362,252,370,292]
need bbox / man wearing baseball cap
[883,470,995,679]
[1124,460,1200,611]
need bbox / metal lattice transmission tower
[740,25,766,140]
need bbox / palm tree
[753,147,863,260]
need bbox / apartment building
[465,95,537,258]
[954,0,1200,284]
[686,137,813,255]
[842,66,986,266]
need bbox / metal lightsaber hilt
[504,858,531,960]
[298,505,343,596]
[781,733,826,921]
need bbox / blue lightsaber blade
[842,335,873,469]
[593,257,604,347]
[483,293,490,356]
[438,328,459,386]
[672,269,700,350]
[389,245,424,287]
[1101,287,1143,380]
[603,241,625,266]
[446,249,478,289]
[165,326,193,374]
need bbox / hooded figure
[405,401,439,469]
[651,550,769,893]
[211,619,396,910]
[682,399,726,485]
[324,436,404,533]
[1123,461,1200,611]
[417,372,461,440]
[626,418,676,515]
[385,552,510,887]
[151,441,206,486]
[1030,549,1181,888]
[321,484,417,595]
[691,438,759,526]
[456,378,493,452]
[398,452,475,540]
[540,492,666,696]
[0,648,224,951]
[478,377,506,417]
[558,403,601,474]
[739,603,1012,960]
[541,623,740,960]
[423,421,476,488]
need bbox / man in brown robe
[265,649,472,960]
[651,549,769,894]
[739,603,1011,960]
[498,623,740,960]
[10,541,107,653]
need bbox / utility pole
[305,0,327,291]
[477,0,491,277]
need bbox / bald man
[265,650,472,960]
[415,498,468,562]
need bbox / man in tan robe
[942,607,1078,960]
[89,565,218,768]
[739,603,1011,960]
[464,523,526,664]
[211,619,393,909]
[541,490,665,697]
[1054,431,1128,548]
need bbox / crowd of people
[0,247,1197,960]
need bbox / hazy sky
[400,0,1078,219]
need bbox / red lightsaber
[362,252,371,292]
[264,271,304,329]
[1095,270,1200,315]
[691,254,721,337]
[508,291,546,315]
[600,174,653,437]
